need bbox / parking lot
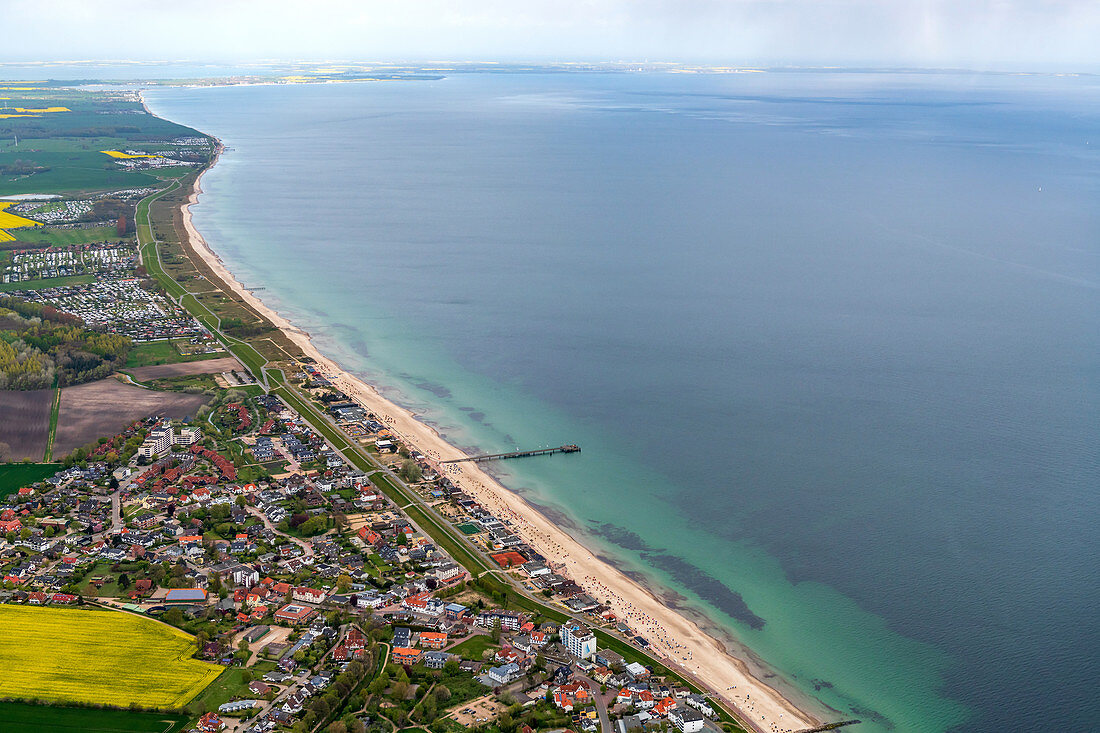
[446,694,508,726]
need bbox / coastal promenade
[134,161,823,733]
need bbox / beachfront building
[670,707,705,732]
[560,621,597,660]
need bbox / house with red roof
[553,680,591,711]
[198,712,224,731]
[420,631,448,649]
[654,697,678,717]
[291,586,325,604]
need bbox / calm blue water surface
[146,72,1100,732]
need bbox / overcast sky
[2,0,1097,70]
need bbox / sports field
[0,606,221,708]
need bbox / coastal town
[0,83,822,733]
[2,383,732,733]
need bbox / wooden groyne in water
[441,444,580,465]
[796,721,861,732]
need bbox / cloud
[0,0,1097,69]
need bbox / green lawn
[446,635,499,660]
[43,383,61,462]
[186,666,253,715]
[0,701,187,733]
[0,273,94,292]
[0,463,61,498]
[13,226,129,247]
[124,340,226,368]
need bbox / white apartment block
[138,425,174,459]
[175,426,201,445]
[560,621,597,660]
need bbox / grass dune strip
[0,605,221,708]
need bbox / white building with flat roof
[560,621,596,660]
[175,426,201,445]
[138,425,173,459]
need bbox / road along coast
[178,143,827,733]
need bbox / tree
[367,674,388,695]
[327,723,348,733]
[398,459,422,483]
[117,573,131,590]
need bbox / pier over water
[441,444,580,465]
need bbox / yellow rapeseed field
[11,106,70,113]
[0,114,39,119]
[0,605,222,708]
[101,150,159,159]
[0,202,43,237]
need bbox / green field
[0,463,61,498]
[13,226,128,247]
[124,340,227,368]
[185,660,274,715]
[0,273,94,292]
[44,384,61,462]
[446,635,499,660]
[0,701,188,733]
[0,88,211,198]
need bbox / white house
[488,662,521,685]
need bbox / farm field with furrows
[53,378,210,457]
[0,606,221,708]
[0,388,52,461]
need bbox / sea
[144,71,1099,732]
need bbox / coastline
[179,144,826,733]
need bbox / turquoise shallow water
[145,71,1100,732]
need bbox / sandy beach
[179,154,825,733]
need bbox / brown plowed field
[54,379,211,457]
[0,389,52,461]
[125,356,243,381]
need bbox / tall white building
[175,426,201,445]
[138,425,174,459]
[560,621,597,660]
